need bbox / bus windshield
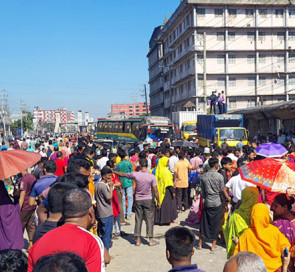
[184,125,196,132]
[219,128,247,141]
[149,126,173,140]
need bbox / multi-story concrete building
[109,102,150,118]
[148,0,295,117]
[33,107,76,127]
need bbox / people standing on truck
[221,91,227,113]
[217,93,223,114]
[209,91,217,114]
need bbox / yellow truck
[182,121,197,140]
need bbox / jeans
[99,216,113,251]
[113,215,121,234]
[122,186,133,217]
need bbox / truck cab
[214,127,248,147]
[182,121,197,140]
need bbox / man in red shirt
[55,151,67,177]
[28,189,110,272]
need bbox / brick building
[109,102,150,118]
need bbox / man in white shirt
[227,147,238,162]
[168,150,179,175]
[97,149,109,170]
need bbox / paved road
[107,211,227,272]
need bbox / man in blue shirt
[165,227,204,272]
[29,160,57,206]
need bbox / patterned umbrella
[0,150,41,179]
[238,158,295,194]
[255,142,288,158]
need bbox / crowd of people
[1,133,295,271]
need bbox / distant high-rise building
[109,102,150,118]
[148,0,295,117]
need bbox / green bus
[97,116,174,143]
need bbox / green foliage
[11,111,34,133]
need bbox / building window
[248,77,256,86]
[217,78,225,86]
[275,9,284,18]
[289,9,295,18]
[228,54,236,64]
[217,55,225,64]
[277,54,285,63]
[289,32,295,41]
[229,78,236,87]
[180,64,183,73]
[197,8,205,17]
[277,32,285,41]
[228,32,235,41]
[186,37,190,48]
[247,55,255,64]
[258,32,266,41]
[217,32,225,41]
[246,9,254,18]
[290,53,295,63]
[247,32,255,41]
[259,9,267,18]
[259,54,266,63]
[186,59,191,69]
[289,77,295,85]
[228,9,237,18]
[277,78,285,86]
[214,8,223,17]
[197,55,203,64]
[259,77,266,86]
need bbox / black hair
[67,159,91,173]
[57,151,62,158]
[106,159,115,169]
[117,148,126,159]
[139,158,148,167]
[44,160,57,174]
[194,148,201,156]
[48,182,78,213]
[101,149,108,157]
[208,158,219,168]
[178,151,185,160]
[84,146,95,156]
[57,173,89,189]
[0,249,28,272]
[49,140,53,145]
[165,227,195,261]
[54,146,59,152]
[237,157,247,168]
[134,147,140,154]
[77,143,86,152]
[221,157,232,167]
[101,166,112,176]
[62,189,92,218]
[274,194,295,210]
[211,151,219,158]
[139,151,147,159]
[32,252,87,272]
[108,153,117,160]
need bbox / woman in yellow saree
[153,157,178,225]
[223,187,259,258]
[233,203,290,272]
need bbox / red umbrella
[0,150,41,179]
[238,158,295,194]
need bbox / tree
[11,111,34,135]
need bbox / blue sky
[0,0,179,118]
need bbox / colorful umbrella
[238,158,295,194]
[0,150,41,180]
[255,142,288,158]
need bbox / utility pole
[144,84,149,115]
[203,32,207,113]
[1,90,6,141]
[20,99,23,136]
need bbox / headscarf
[223,187,259,258]
[155,157,174,205]
[0,180,24,250]
[233,203,290,272]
